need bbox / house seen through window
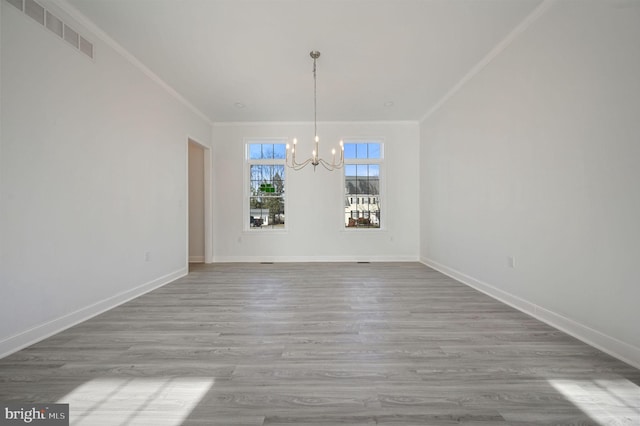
[247,142,286,230]
[344,142,382,228]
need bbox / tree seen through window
[247,142,286,230]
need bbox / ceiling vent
[79,36,94,58]
[5,0,94,60]
[24,0,44,25]
[6,0,22,11]
[45,11,63,38]
[63,23,79,49]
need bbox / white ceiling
[66,0,542,123]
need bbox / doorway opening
[188,139,212,263]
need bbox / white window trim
[243,138,289,232]
[341,139,385,231]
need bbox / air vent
[63,24,79,48]
[6,0,22,11]
[4,0,94,59]
[25,0,44,25]
[79,36,93,58]
[46,11,63,38]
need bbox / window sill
[243,228,289,234]
[341,227,386,233]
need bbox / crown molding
[212,120,419,127]
[49,0,213,126]
[420,0,556,123]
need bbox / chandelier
[286,51,344,171]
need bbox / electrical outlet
[145,251,151,262]
[507,256,516,268]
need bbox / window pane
[356,144,368,159]
[249,144,262,159]
[273,144,286,159]
[369,177,379,195]
[357,178,370,194]
[272,167,285,195]
[344,142,381,160]
[251,165,264,182]
[368,143,381,159]
[345,180,357,195]
[274,165,285,181]
[262,144,274,159]
[250,196,285,229]
[260,165,270,181]
[250,179,260,194]
[249,143,286,160]
[344,143,357,159]
[345,164,357,177]
[251,165,285,195]
[250,165,262,192]
[250,196,263,209]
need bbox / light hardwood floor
[1,262,639,425]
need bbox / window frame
[244,138,288,232]
[342,139,384,231]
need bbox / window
[344,141,382,228]
[247,141,286,230]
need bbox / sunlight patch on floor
[548,378,640,425]
[57,377,214,425]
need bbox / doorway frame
[187,137,213,263]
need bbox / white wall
[188,142,205,262]
[420,0,640,367]
[212,121,419,262]
[0,1,211,356]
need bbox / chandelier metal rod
[313,53,317,141]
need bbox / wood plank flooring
[1,262,639,425]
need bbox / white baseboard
[212,255,419,263]
[420,257,640,370]
[189,256,205,263]
[0,267,188,359]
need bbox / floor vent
[5,0,94,59]
[357,261,371,264]
[260,262,274,264]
